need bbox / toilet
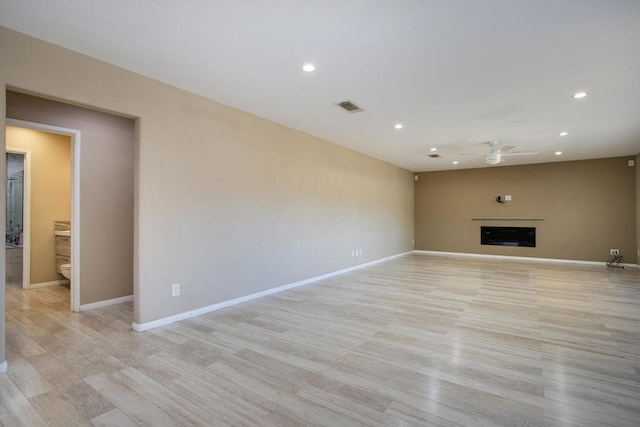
[60,263,71,280]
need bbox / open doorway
[5,120,80,311]
[5,89,135,316]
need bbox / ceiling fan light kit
[486,152,502,165]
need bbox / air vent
[428,154,441,158]
[336,100,364,113]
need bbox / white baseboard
[80,295,133,311]
[132,251,412,332]
[413,250,638,268]
[28,279,69,289]
[0,360,7,373]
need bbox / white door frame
[6,118,81,312]
[5,147,31,290]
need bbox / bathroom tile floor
[2,253,640,426]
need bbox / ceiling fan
[459,140,537,165]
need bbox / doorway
[5,119,80,311]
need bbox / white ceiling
[2,0,640,172]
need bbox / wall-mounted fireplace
[481,226,536,247]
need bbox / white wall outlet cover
[172,283,180,296]
[505,195,512,201]
[629,160,635,167]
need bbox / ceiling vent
[336,100,364,113]
[428,154,441,158]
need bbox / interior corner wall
[6,126,71,285]
[415,157,636,262]
[0,26,414,327]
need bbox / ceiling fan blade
[501,151,538,156]
[458,152,486,156]
[456,155,485,164]
[499,145,516,152]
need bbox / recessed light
[430,147,437,152]
[573,91,587,99]
[394,123,403,129]
[555,151,562,156]
[302,63,316,72]
[452,161,459,165]
[559,131,568,137]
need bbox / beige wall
[415,157,636,262]
[0,21,415,372]
[6,92,135,305]
[6,126,71,284]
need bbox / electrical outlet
[172,283,180,296]
[610,249,620,256]
[358,249,363,256]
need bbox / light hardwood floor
[2,253,640,426]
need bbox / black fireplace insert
[481,226,536,247]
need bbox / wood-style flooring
[2,253,640,426]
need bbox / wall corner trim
[79,295,133,311]
[413,250,639,268]
[131,251,413,332]
[0,361,7,374]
